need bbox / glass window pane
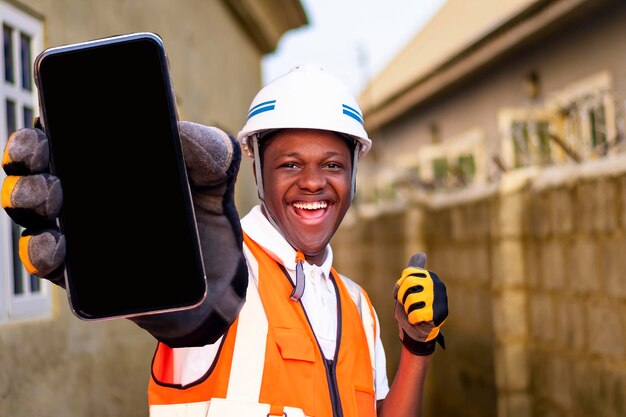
[20,32,32,91]
[458,155,476,181]
[30,274,40,293]
[512,121,529,168]
[590,105,607,150]
[23,105,33,128]
[11,223,24,295]
[432,157,448,186]
[6,99,16,135]
[536,121,552,165]
[3,24,14,83]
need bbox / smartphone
[34,32,207,320]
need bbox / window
[5,98,15,133]
[500,72,618,171]
[432,157,449,186]
[510,119,552,168]
[20,32,32,91]
[547,71,617,160]
[499,107,558,170]
[457,154,476,183]
[3,24,14,83]
[392,128,487,192]
[0,1,49,323]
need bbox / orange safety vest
[149,233,376,417]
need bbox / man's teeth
[293,201,328,210]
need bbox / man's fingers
[20,228,66,278]
[2,173,62,228]
[178,121,234,187]
[2,128,49,175]
[396,268,448,326]
[407,252,427,269]
[396,268,429,302]
[404,279,435,323]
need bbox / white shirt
[241,205,390,400]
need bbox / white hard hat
[237,64,372,158]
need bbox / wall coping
[428,182,499,209]
[531,152,626,191]
[349,152,626,220]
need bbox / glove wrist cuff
[401,330,445,356]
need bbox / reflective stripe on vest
[149,233,376,417]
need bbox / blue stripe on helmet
[248,100,276,116]
[247,105,275,120]
[343,109,364,125]
[342,103,362,118]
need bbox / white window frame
[0,1,50,323]
[395,127,487,189]
[499,72,619,172]
[546,71,617,161]
[498,107,558,170]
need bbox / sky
[262,0,447,96]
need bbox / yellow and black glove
[1,119,247,347]
[394,253,448,355]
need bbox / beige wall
[11,0,263,211]
[361,2,626,182]
[0,291,155,416]
[333,161,626,417]
[0,1,272,415]
[19,0,262,133]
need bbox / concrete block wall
[332,209,409,376]
[426,199,498,417]
[333,166,626,417]
[525,174,626,417]
[335,198,498,417]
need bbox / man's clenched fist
[393,254,448,356]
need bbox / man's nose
[297,166,326,192]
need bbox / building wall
[362,2,626,182]
[21,0,261,133]
[16,0,264,211]
[333,161,626,417]
[0,293,155,416]
[0,1,268,415]
[342,3,626,414]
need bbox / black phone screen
[36,34,206,320]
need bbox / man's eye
[325,162,343,169]
[281,162,298,169]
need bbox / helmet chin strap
[251,134,284,235]
[351,142,360,200]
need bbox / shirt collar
[241,204,333,278]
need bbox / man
[2,65,447,416]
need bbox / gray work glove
[393,253,448,355]
[1,120,247,347]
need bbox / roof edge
[363,0,611,132]
[221,0,308,54]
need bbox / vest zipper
[324,358,344,417]
[277,264,345,417]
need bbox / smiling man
[2,65,447,417]
[154,65,445,416]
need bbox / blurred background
[1,0,625,416]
